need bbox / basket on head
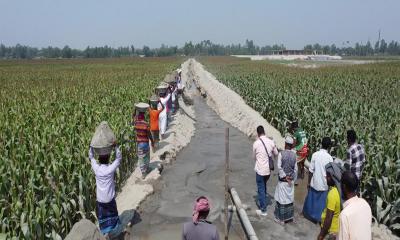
[156,83,168,95]
[149,95,159,108]
[90,121,116,155]
[135,102,150,112]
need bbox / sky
[1,0,399,49]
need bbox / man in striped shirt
[346,130,366,182]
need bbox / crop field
[199,56,400,233]
[0,57,181,239]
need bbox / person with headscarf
[274,136,298,224]
[182,196,219,240]
[318,162,344,240]
[134,111,153,179]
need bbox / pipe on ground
[229,188,258,240]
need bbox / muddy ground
[129,61,319,240]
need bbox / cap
[285,136,294,145]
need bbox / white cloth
[252,136,278,176]
[338,196,372,240]
[309,149,333,191]
[158,93,170,135]
[172,89,177,102]
[274,151,298,204]
[89,146,122,203]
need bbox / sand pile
[188,58,285,149]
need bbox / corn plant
[200,56,400,235]
[0,57,181,239]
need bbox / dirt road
[128,60,320,239]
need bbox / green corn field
[199,56,400,234]
[0,58,181,239]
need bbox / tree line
[1,39,399,59]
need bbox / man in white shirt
[253,126,278,216]
[303,137,333,223]
[338,171,372,240]
[89,145,122,235]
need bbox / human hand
[88,147,94,159]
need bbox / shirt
[149,109,162,131]
[277,149,297,179]
[294,128,308,151]
[338,196,372,240]
[252,136,278,176]
[158,93,171,115]
[321,186,341,234]
[346,143,366,180]
[182,221,220,240]
[89,146,122,203]
[135,120,150,143]
[309,149,333,191]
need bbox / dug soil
[129,61,319,240]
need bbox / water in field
[129,85,319,240]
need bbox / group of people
[134,69,183,179]
[87,69,184,237]
[252,121,371,240]
[86,67,373,239]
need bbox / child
[149,100,164,151]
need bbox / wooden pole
[224,127,230,240]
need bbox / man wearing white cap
[274,136,298,224]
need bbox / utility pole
[224,128,230,240]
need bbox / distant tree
[130,45,135,56]
[142,46,153,57]
[374,41,380,54]
[379,39,387,54]
[62,45,72,58]
[183,42,195,56]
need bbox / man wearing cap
[182,196,219,240]
[274,136,298,224]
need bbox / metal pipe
[230,188,258,240]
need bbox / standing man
[318,162,344,240]
[253,125,279,216]
[303,137,333,223]
[346,130,366,185]
[89,144,121,236]
[134,111,154,179]
[274,136,297,224]
[182,196,219,240]
[338,171,372,240]
[290,121,309,183]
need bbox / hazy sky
[1,0,399,49]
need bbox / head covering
[192,197,210,224]
[285,136,294,145]
[325,162,344,203]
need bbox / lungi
[137,142,150,174]
[96,199,120,235]
[274,202,294,222]
[303,187,328,223]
